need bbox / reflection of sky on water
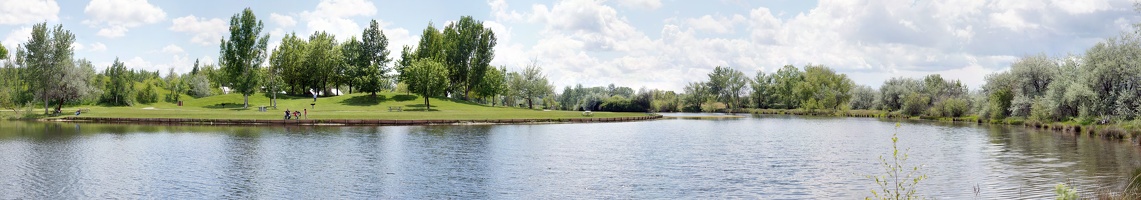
[0,118,1138,199]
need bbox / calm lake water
[1,114,1140,199]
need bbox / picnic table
[388,106,403,112]
[582,111,593,116]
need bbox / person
[284,109,291,120]
[304,109,307,119]
[75,110,81,116]
[294,111,300,120]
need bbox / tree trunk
[272,90,277,109]
[464,85,471,101]
[243,95,249,109]
[527,98,533,109]
[424,96,430,111]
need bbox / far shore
[47,115,662,126]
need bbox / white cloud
[2,27,32,49]
[488,0,523,21]
[489,0,1137,91]
[615,0,662,10]
[169,15,227,46]
[161,44,183,54]
[300,0,377,38]
[89,42,107,52]
[0,0,59,25]
[270,13,297,28]
[72,42,108,52]
[83,0,166,38]
[685,14,746,34]
[123,56,156,71]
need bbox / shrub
[135,82,159,104]
[901,92,930,116]
[867,123,927,200]
[988,88,1013,120]
[940,98,970,118]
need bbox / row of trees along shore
[2,7,1141,126]
[0,8,558,115]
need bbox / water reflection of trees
[983,125,1141,195]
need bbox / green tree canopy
[218,8,270,108]
[405,59,448,110]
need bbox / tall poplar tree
[218,8,270,108]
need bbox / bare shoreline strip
[49,115,664,126]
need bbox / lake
[1,114,1139,199]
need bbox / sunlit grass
[10,92,648,120]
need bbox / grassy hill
[17,92,647,120]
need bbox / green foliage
[135,80,159,104]
[405,59,448,109]
[100,58,135,106]
[987,87,1014,120]
[866,123,927,200]
[1054,183,1079,200]
[771,65,803,109]
[937,97,969,118]
[442,16,497,100]
[508,61,553,109]
[900,92,930,116]
[218,8,269,108]
[850,85,878,110]
[797,64,854,110]
[356,20,394,95]
[599,95,647,112]
[474,66,506,105]
[186,74,213,98]
[20,22,77,114]
[750,71,775,109]
[0,41,7,59]
[303,31,342,95]
[681,82,708,112]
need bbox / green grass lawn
[7,92,649,120]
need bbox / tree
[261,64,283,108]
[101,58,134,106]
[849,85,877,110]
[474,66,506,105]
[750,71,774,109]
[218,8,270,109]
[358,19,392,96]
[510,61,553,109]
[771,65,802,109]
[20,23,75,114]
[0,41,7,60]
[682,82,709,112]
[271,32,308,95]
[340,36,364,93]
[442,16,496,100]
[797,65,853,110]
[304,31,341,96]
[405,59,448,110]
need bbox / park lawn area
[36,92,647,120]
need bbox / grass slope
[35,92,647,120]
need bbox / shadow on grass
[393,94,417,102]
[202,103,254,110]
[262,93,312,100]
[339,95,388,106]
[405,104,439,111]
[441,97,491,107]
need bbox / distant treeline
[0,8,560,115]
[3,7,1140,125]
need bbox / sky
[0,0,1137,91]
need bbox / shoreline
[49,115,663,126]
[747,109,1141,146]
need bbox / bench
[258,106,267,112]
[582,111,593,116]
[388,106,403,112]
